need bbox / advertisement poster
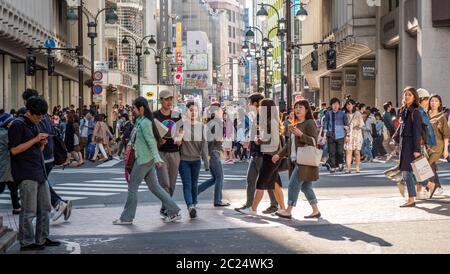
[185,54,208,71]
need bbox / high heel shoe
[400,202,416,208]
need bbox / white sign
[94,61,109,73]
[93,94,103,103]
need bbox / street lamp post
[67,6,119,106]
[256,3,287,110]
[122,35,157,88]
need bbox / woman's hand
[155,161,164,169]
[444,150,449,159]
[414,152,421,159]
[272,154,280,164]
[291,127,303,137]
[345,136,350,144]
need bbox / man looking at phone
[9,96,61,251]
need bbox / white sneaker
[238,207,257,216]
[435,187,444,196]
[163,214,182,223]
[417,189,428,200]
[52,201,67,222]
[112,219,133,225]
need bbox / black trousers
[0,181,21,210]
[327,136,345,169]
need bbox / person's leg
[251,189,264,211]
[301,181,320,216]
[167,152,181,196]
[119,163,149,222]
[18,180,38,247]
[336,138,345,169]
[273,183,286,210]
[92,144,100,161]
[35,182,51,245]
[430,163,441,188]
[143,166,181,216]
[355,150,361,172]
[211,151,224,204]
[179,160,194,208]
[285,167,301,215]
[403,171,417,205]
[327,137,337,169]
[155,152,171,194]
[99,143,109,159]
[346,150,353,172]
[243,157,259,208]
[6,182,21,210]
[45,163,65,208]
[191,160,201,207]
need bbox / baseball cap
[0,113,14,127]
[417,88,430,98]
[159,90,174,99]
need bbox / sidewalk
[2,195,449,238]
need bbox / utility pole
[286,0,292,109]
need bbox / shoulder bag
[296,137,323,167]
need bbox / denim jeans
[362,138,373,161]
[45,162,66,208]
[403,171,428,198]
[179,160,201,208]
[120,161,180,221]
[288,166,317,206]
[19,180,52,246]
[198,151,224,205]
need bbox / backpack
[412,109,437,147]
[53,132,69,165]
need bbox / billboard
[185,53,208,71]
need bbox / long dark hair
[400,87,420,113]
[133,96,154,122]
[293,100,314,123]
[260,99,283,134]
[343,99,356,114]
[428,94,443,113]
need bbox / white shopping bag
[411,157,434,182]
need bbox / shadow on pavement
[415,198,450,217]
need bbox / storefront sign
[362,61,376,80]
[345,70,357,86]
[331,74,342,91]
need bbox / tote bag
[296,138,323,167]
[411,156,434,182]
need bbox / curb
[0,229,17,253]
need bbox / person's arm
[202,131,210,171]
[322,114,329,138]
[298,121,317,146]
[141,119,163,163]
[9,124,48,156]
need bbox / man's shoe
[234,206,248,213]
[63,200,72,221]
[330,168,336,174]
[21,244,45,251]
[163,214,182,223]
[43,238,61,247]
[160,208,168,218]
[52,201,68,222]
[188,207,197,219]
[214,202,231,207]
[435,187,444,196]
[262,206,278,214]
[112,219,133,225]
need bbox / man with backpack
[22,89,72,223]
[9,96,61,251]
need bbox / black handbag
[277,135,289,172]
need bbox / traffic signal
[327,42,337,70]
[174,73,183,85]
[311,48,318,71]
[48,55,55,76]
[26,54,36,76]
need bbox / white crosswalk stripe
[0,168,247,206]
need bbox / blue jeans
[120,161,180,221]
[288,166,317,206]
[403,171,428,198]
[362,138,373,161]
[179,160,201,208]
[198,151,224,205]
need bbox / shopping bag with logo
[411,156,434,182]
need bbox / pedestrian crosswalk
[0,167,248,206]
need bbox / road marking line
[97,160,122,168]
[52,187,132,192]
[50,191,118,196]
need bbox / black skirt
[256,154,282,190]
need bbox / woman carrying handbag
[114,97,182,224]
[272,100,321,219]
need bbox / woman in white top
[343,99,365,173]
